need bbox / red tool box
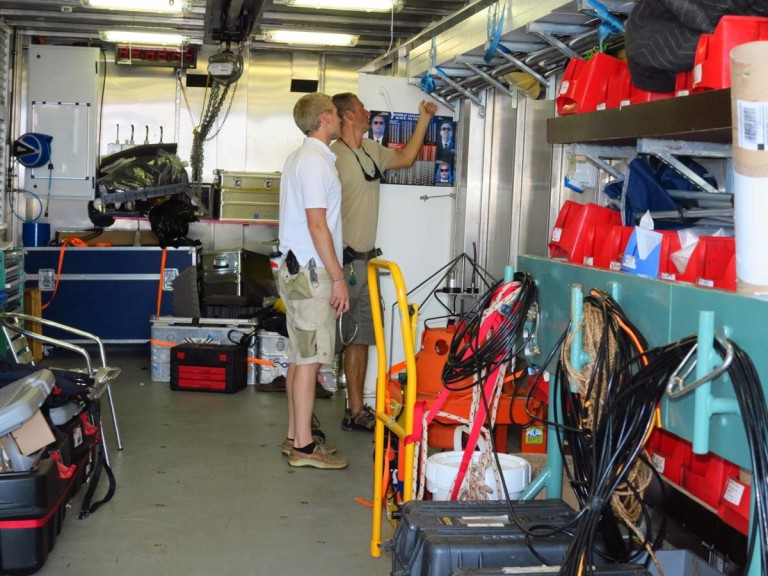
[170,343,247,394]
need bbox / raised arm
[387,100,439,170]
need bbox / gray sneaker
[341,405,376,432]
[281,437,337,457]
[288,444,349,469]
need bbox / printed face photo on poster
[367,111,457,187]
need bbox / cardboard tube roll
[731,41,768,294]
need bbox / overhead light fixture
[262,30,359,47]
[101,31,189,45]
[273,0,403,12]
[82,0,188,13]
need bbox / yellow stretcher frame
[368,258,419,558]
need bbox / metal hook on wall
[666,335,734,399]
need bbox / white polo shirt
[278,137,343,268]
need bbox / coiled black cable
[439,272,587,554]
[715,339,768,575]
[560,337,694,576]
[442,271,538,391]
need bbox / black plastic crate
[170,343,247,394]
[0,448,91,575]
[386,499,581,576]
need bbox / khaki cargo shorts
[277,262,336,365]
[336,258,381,350]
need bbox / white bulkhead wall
[10,44,368,251]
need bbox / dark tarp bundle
[607,155,717,228]
[148,198,201,248]
[625,0,768,92]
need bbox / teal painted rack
[518,255,765,573]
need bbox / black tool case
[385,499,584,576]
[170,343,247,393]
[0,443,93,575]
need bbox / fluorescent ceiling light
[82,0,188,13]
[262,30,359,47]
[273,0,403,12]
[101,31,189,45]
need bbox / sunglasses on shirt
[339,138,383,181]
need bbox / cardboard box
[10,410,55,456]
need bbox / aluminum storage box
[150,316,258,385]
[215,170,280,222]
[256,330,288,385]
[256,330,337,390]
[201,249,275,299]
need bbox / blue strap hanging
[420,73,436,94]
[585,0,624,52]
[484,0,507,62]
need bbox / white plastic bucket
[425,428,531,500]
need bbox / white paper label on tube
[737,100,768,151]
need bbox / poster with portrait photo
[367,111,456,186]
[434,160,454,186]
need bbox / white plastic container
[425,429,531,500]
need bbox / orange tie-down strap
[149,339,275,366]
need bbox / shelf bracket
[571,144,636,180]
[526,22,592,61]
[493,47,550,88]
[637,139,732,195]
[430,67,485,116]
[458,61,518,100]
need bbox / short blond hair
[293,93,334,135]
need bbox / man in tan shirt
[330,92,437,431]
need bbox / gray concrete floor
[33,347,392,576]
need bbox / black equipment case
[450,567,652,575]
[0,404,101,576]
[0,451,91,575]
[170,343,247,393]
[385,499,584,576]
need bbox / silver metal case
[215,170,280,222]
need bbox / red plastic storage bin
[556,53,628,115]
[718,477,750,535]
[582,224,635,270]
[656,230,684,281]
[622,79,674,107]
[549,201,622,263]
[675,70,694,96]
[692,15,768,93]
[677,236,736,291]
[682,452,740,508]
[648,428,692,485]
[597,65,631,111]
